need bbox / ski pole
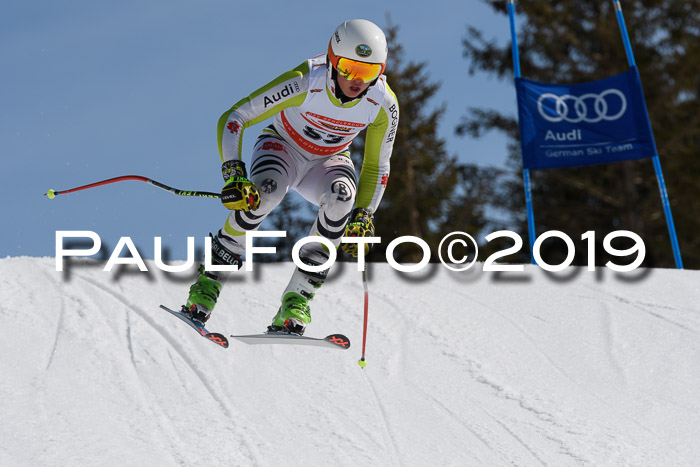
[44,175,220,200]
[357,266,370,368]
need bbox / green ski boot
[268,292,312,335]
[185,264,223,324]
[267,254,329,335]
[184,233,243,324]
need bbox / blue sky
[2,0,515,259]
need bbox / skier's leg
[186,133,297,323]
[220,135,297,249]
[269,154,357,334]
[302,153,357,250]
[184,233,242,323]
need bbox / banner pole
[508,0,536,264]
[612,0,683,268]
[508,0,521,78]
[612,0,637,67]
[651,156,684,268]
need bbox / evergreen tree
[460,0,700,268]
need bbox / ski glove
[220,160,261,211]
[341,208,375,257]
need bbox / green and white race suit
[219,54,398,212]
[216,54,398,258]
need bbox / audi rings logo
[537,89,627,123]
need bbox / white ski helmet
[327,19,388,83]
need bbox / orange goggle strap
[327,42,385,83]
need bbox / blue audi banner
[515,67,657,170]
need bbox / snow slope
[1,257,699,466]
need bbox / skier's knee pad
[250,152,293,215]
[312,180,355,244]
[255,180,286,215]
[323,180,356,220]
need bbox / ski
[158,305,229,348]
[230,332,350,350]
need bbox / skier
[183,19,399,335]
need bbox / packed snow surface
[1,257,699,466]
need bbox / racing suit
[217,53,399,260]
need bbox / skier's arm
[356,83,399,213]
[217,61,310,162]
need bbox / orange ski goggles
[336,57,383,83]
[328,46,385,83]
